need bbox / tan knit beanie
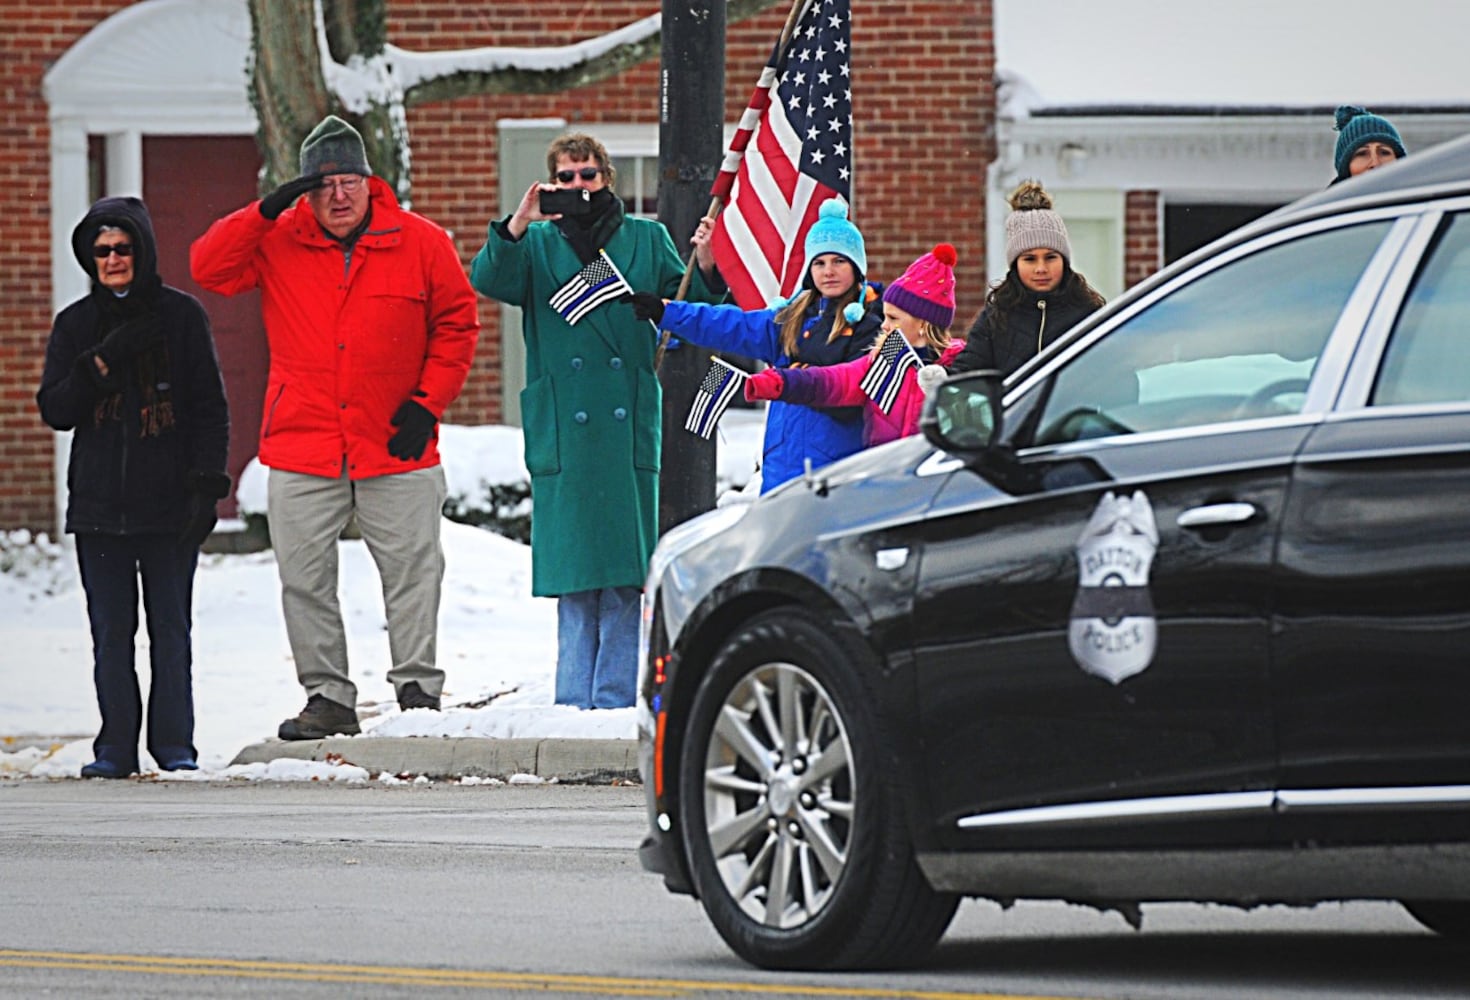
[1004,180,1072,266]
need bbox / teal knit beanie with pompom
[1333,105,1406,180]
[800,198,867,285]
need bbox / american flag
[685,357,748,439]
[710,0,851,309]
[858,331,921,415]
[548,250,634,326]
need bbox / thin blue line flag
[686,357,748,439]
[858,330,922,415]
[549,250,634,326]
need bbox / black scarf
[91,276,175,437]
[555,189,625,264]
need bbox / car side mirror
[920,370,1004,455]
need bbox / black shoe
[80,760,135,779]
[397,682,441,712]
[158,757,199,772]
[278,695,361,740]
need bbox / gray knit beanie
[299,115,372,177]
[1004,180,1072,266]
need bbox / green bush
[442,479,533,545]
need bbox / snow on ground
[1,412,764,781]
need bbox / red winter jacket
[777,339,967,447]
[190,178,479,479]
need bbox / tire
[677,609,958,970]
[1404,901,1470,939]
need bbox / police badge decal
[1068,490,1159,684]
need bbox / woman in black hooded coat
[37,196,230,778]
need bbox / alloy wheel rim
[701,661,855,929]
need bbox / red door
[144,135,264,517]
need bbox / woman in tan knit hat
[947,179,1105,379]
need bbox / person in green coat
[470,133,723,709]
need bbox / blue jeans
[555,586,640,709]
[75,533,199,769]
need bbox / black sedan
[637,134,1470,970]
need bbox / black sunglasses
[555,167,602,183]
[93,244,134,259]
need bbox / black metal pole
[657,0,726,535]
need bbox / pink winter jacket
[776,339,967,447]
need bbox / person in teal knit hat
[628,198,884,493]
[1332,105,1407,184]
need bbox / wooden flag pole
[655,0,817,370]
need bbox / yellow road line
[0,949,1082,999]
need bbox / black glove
[388,400,437,461]
[179,496,218,550]
[628,291,666,325]
[74,348,123,394]
[179,471,231,550]
[96,316,163,367]
[259,173,325,220]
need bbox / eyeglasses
[316,176,364,196]
[93,244,134,259]
[554,167,602,183]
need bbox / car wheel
[1404,901,1470,939]
[678,609,958,970]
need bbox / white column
[49,117,91,541]
[104,129,143,197]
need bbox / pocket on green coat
[634,368,661,473]
[520,375,561,476]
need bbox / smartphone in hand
[539,188,592,217]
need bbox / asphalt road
[2,780,1467,999]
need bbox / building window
[617,154,659,219]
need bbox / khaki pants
[267,465,447,709]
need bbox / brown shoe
[278,694,361,740]
[397,682,441,712]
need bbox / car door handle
[1177,502,1259,529]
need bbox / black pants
[75,533,199,769]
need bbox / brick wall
[0,2,123,534]
[1,0,994,532]
[401,0,994,424]
[1124,190,1162,289]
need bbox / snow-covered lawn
[2,413,763,781]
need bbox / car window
[1031,220,1394,446]
[1372,213,1470,407]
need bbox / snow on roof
[997,0,1470,115]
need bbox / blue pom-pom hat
[800,198,867,284]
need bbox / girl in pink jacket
[744,244,964,447]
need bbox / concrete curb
[231,737,639,783]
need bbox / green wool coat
[470,216,721,597]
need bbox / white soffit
[43,0,255,133]
[997,113,1470,202]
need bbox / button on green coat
[471,217,722,597]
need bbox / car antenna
[803,458,829,498]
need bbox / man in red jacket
[191,116,479,740]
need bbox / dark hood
[71,196,162,303]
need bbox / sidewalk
[231,736,639,783]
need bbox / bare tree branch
[402,0,784,107]
[250,0,788,198]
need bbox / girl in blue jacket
[632,199,883,492]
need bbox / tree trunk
[249,0,332,191]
